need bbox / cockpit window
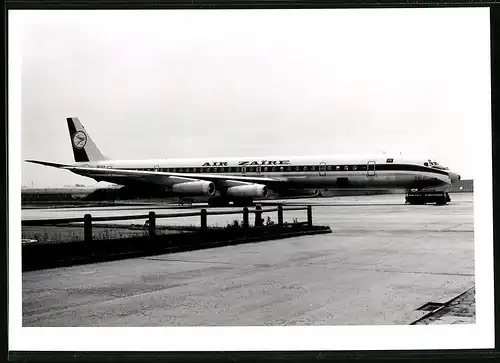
[427,160,449,170]
[386,158,394,163]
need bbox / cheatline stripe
[106,164,449,177]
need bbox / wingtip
[24,159,69,168]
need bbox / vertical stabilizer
[66,117,108,162]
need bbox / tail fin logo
[72,131,88,149]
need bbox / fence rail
[22,204,314,242]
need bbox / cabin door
[241,165,246,175]
[367,161,376,176]
[256,165,261,175]
[319,162,327,176]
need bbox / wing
[25,159,71,168]
[62,166,288,189]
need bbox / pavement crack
[140,257,233,264]
[344,266,474,277]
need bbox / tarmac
[22,193,474,326]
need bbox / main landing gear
[405,191,451,205]
[208,197,230,207]
[207,197,254,207]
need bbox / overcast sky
[18,8,490,187]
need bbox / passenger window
[212,168,217,173]
[264,167,268,172]
[303,166,308,171]
[286,166,291,172]
[219,167,224,172]
[336,166,340,171]
[295,166,300,171]
[312,166,317,171]
[272,166,276,172]
[353,165,357,171]
[344,166,349,171]
[327,166,332,171]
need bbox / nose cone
[449,172,461,184]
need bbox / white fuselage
[74,154,454,192]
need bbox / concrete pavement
[22,193,475,326]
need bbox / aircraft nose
[449,172,461,184]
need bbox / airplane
[25,117,461,206]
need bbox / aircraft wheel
[232,198,254,207]
[208,198,230,207]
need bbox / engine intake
[226,184,268,198]
[171,181,216,196]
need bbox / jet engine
[226,184,268,198]
[171,181,216,196]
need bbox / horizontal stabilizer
[25,160,70,168]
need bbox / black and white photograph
[9,7,494,351]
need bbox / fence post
[278,204,283,230]
[242,207,249,230]
[200,209,207,233]
[307,205,312,227]
[255,204,263,227]
[84,214,92,243]
[149,212,156,237]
